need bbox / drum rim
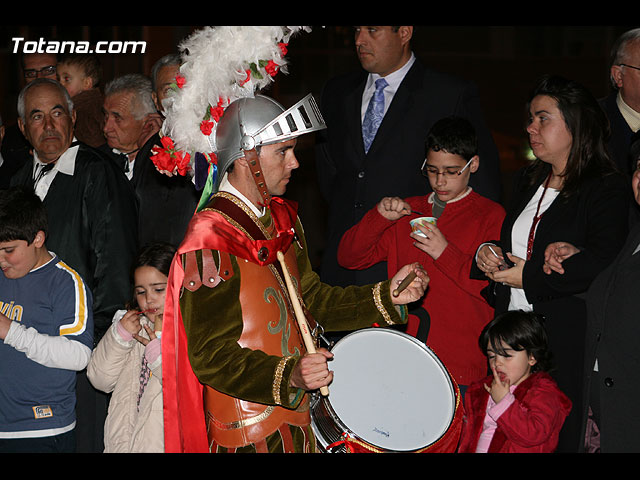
[311,327,458,452]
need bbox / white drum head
[326,328,455,451]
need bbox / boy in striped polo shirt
[0,186,94,452]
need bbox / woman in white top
[473,74,630,452]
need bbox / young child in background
[87,242,175,453]
[337,116,505,396]
[0,186,93,453]
[57,53,105,147]
[458,310,572,453]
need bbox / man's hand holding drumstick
[390,262,429,304]
[285,257,428,394]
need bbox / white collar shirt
[32,138,80,200]
[361,52,416,121]
[218,172,266,218]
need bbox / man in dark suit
[582,133,640,452]
[101,71,199,248]
[315,26,501,288]
[10,78,139,452]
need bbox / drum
[310,328,462,453]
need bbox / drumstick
[277,251,330,397]
[392,270,417,297]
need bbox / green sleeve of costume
[180,223,407,409]
[293,219,407,332]
[180,250,303,408]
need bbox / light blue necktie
[362,78,388,153]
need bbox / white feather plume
[161,26,310,157]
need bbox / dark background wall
[0,25,635,267]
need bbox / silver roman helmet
[213,93,326,194]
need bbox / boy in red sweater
[338,116,505,395]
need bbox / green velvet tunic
[179,199,406,452]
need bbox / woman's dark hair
[479,310,553,373]
[524,74,617,199]
[129,242,176,309]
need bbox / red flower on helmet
[151,135,191,176]
[265,60,279,77]
[200,120,214,136]
[239,69,251,86]
[175,75,186,89]
[209,98,225,123]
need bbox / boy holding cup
[337,116,505,397]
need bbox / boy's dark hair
[58,53,103,89]
[425,116,478,161]
[479,310,553,373]
[0,186,48,244]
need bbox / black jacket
[11,143,139,343]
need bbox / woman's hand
[543,242,580,275]
[487,253,525,289]
[477,244,505,274]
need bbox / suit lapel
[590,223,640,333]
[366,62,419,157]
[626,224,640,257]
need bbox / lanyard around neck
[526,173,552,261]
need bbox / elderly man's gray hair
[17,78,75,122]
[151,53,181,91]
[609,28,640,88]
[105,73,157,120]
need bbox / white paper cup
[410,217,437,237]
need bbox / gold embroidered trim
[202,191,271,240]
[273,355,293,404]
[207,406,276,431]
[373,282,394,325]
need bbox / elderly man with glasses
[601,28,640,178]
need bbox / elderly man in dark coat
[10,78,138,453]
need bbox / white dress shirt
[361,52,416,122]
[32,139,80,200]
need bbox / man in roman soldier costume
[157,27,429,453]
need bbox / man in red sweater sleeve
[338,116,505,396]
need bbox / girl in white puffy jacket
[88,242,175,453]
